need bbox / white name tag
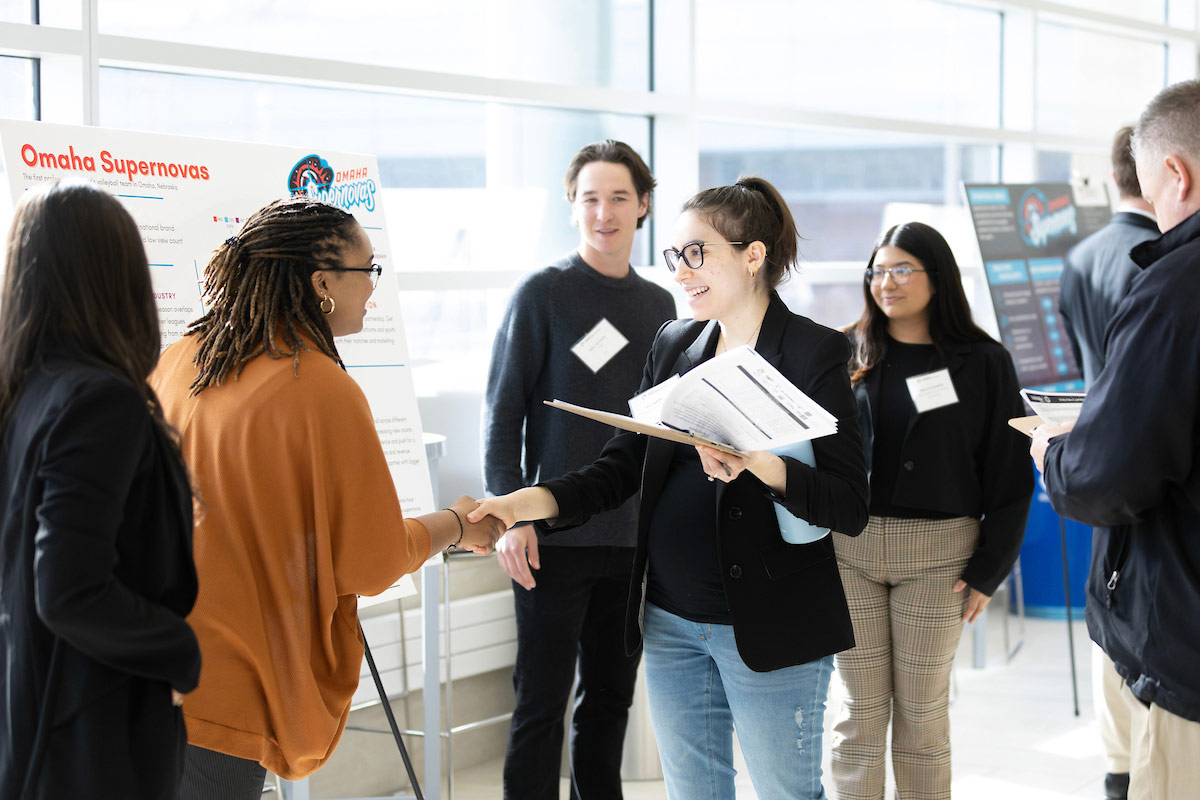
[906,368,959,413]
[572,318,629,373]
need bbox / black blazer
[1059,211,1160,386]
[853,338,1033,595]
[541,292,869,672]
[0,354,200,800]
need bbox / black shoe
[1104,772,1129,799]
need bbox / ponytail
[681,175,801,289]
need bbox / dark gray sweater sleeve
[482,273,548,496]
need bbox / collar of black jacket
[680,290,789,372]
[1130,205,1200,269]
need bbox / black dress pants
[503,545,640,800]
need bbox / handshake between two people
[436,489,557,559]
[464,487,563,591]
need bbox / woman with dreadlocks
[150,197,503,799]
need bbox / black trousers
[180,744,267,800]
[503,545,641,800]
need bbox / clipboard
[545,399,745,456]
[1008,414,1042,438]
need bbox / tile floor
[447,611,1110,800]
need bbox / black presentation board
[963,183,1111,391]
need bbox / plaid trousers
[830,515,979,800]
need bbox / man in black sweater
[482,141,675,800]
[1057,125,1157,800]
[1034,80,1200,799]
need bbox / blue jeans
[642,603,833,800]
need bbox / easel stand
[1057,514,1081,717]
[362,626,425,800]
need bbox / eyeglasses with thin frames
[663,241,745,273]
[864,266,926,286]
[326,263,383,289]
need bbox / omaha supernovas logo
[1017,186,1077,249]
[284,153,377,213]
[287,154,334,197]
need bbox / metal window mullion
[80,0,98,125]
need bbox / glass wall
[1,0,1195,386]
[696,0,1002,127]
[98,0,651,91]
[0,56,35,120]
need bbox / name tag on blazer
[906,368,959,413]
[768,440,830,544]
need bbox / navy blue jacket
[540,292,869,671]
[1044,207,1200,723]
[0,354,200,799]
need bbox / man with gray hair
[1032,79,1200,798]
[1057,125,1158,800]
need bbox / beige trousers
[1093,643,1131,774]
[831,515,979,800]
[1120,682,1200,800]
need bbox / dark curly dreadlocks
[186,197,359,394]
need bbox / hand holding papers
[546,345,839,454]
[1009,389,1086,437]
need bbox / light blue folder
[769,440,830,543]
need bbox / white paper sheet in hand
[644,345,838,452]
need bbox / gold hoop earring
[320,293,335,315]
[750,267,759,278]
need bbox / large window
[0,0,32,24]
[699,123,998,262]
[0,56,36,120]
[98,0,651,91]
[696,0,1002,127]
[1035,23,1165,137]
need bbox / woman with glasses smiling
[150,197,503,799]
[832,222,1033,800]
[472,176,868,799]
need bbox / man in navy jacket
[1056,124,1158,800]
[1033,80,1200,798]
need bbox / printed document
[548,345,838,454]
[1019,389,1086,426]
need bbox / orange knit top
[151,335,431,779]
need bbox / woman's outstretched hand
[468,486,560,531]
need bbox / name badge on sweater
[906,368,959,413]
[572,318,629,373]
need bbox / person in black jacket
[832,222,1033,800]
[1033,79,1200,799]
[472,176,868,799]
[0,181,201,800]
[1060,126,1159,392]
[1056,125,1157,800]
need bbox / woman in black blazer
[831,222,1033,800]
[473,177,868,799]
[0,182,201,800]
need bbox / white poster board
[0,119,434,591]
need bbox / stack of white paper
[628,345,839,452]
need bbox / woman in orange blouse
[152,197,502,799]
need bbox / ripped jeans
[642,602,833,799]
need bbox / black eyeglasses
[326,264,383,289]
[663,241,745,273]
[865,266,926,286]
